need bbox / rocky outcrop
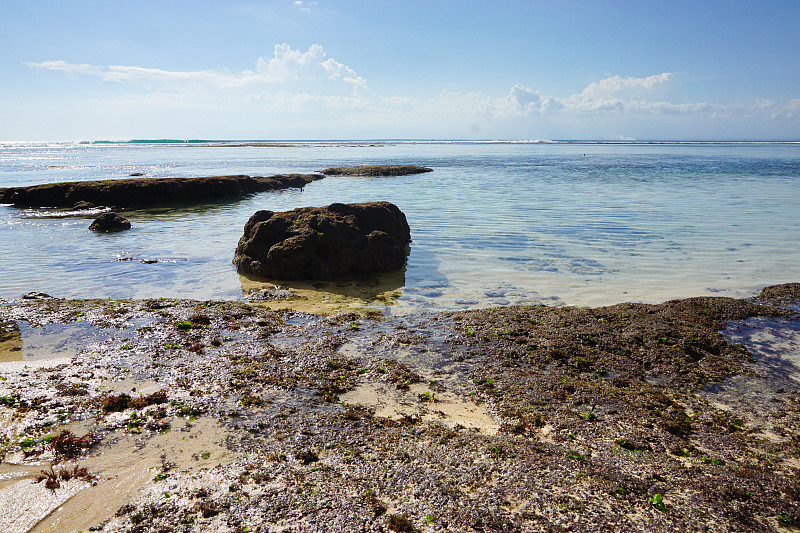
[758,282,800,305]
[89,212,131,232]
[234,202,411,280]
[21,292,55,300]
[319,165,432,176]
[0,174,324,209]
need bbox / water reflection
[0,320,139,367]
[238,268,406,314]
[0,321,22,362]
[701,313,800,413]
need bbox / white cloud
[26,60,104,77]
[579,73,673,98]
[322,57,366,88]
[293,1,316,12]
[27,55,780,122]
[426,86,562,121]
[27,59,229,86]
[106,65,228,85]
[506,84,563,115]
[26,43,366,94]
[22,50,800,140]
[770,98,800,119]
[566,73,688,114]
[422,74,702,121]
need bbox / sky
[1,0,799,141]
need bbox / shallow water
[1,141,799,314]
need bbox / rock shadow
[238,268,406,314]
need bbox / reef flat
[0,284,798,532]
[319,165,433,177]
[0,174,324,209]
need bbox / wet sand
[0,284,798,532]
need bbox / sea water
[1,141,798,314]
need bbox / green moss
[649,493,667,511]
[567,449,587,461]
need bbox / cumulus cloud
[566,73,687,113]
[427,86,560,121]
[25,54,765,121]
[322,57,367,88]
[24,49,799,139]
[426,74,704,121]
[506,84,563,115]
[26,43,366,94]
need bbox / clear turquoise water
[1,141,799,313]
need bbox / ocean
[1,140,798,314]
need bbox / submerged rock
[71,201,98,210]
[319,165,433,177]
[234,202,411,280]
[246,286,302,302]
[89,212,131,232]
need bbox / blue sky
[2,0,799,140]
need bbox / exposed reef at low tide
[0,174,325,209]
[0,284,798,532]
[319,165,433,177]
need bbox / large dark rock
[89,212,131,232]
[234,202,411,280]
[0,174,324,209]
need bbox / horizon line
[2,138,799,146]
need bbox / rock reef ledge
[0,174,324,209]
[319,165,433,176]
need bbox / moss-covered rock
[89,212,131,232]
[759,282,800,305]
[234,202,411,280]
[0,174,324,208]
